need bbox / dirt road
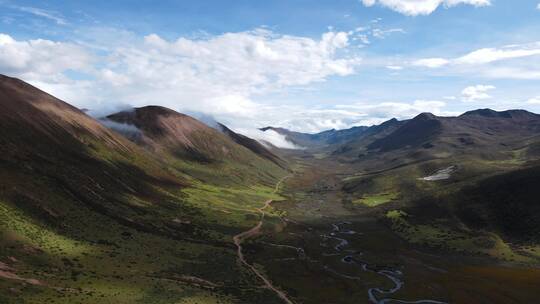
[233,175,294,304]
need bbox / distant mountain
[260,125,369,149]
[366,113,443,152]
[331,109,540,164]
[460,108,540,120]
[331,118,404,156]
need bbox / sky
[1,0,540,135]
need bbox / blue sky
[1,0,540,135]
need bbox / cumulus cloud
[360,0,491,16]
[0,29,364,133]
[461,85,495,102]
[42,29,357,117]
[0,34,92,81]
[134,29,358,93]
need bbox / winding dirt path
[233,175,294,304]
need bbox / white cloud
[413,43,540,67]
[1,30,364,133]
[461,85,496,102]
[455,43,540,65]
[527,96,540,104]
[106,29,358,96]
[537,3,540,10]
[479,66,540,80]
[84,29,361,126]
[0,34,92,81]
[386,65,403,70]
[360,0,491,16]
[336,99,451,122]
[410,42,540,79]
[412,57,450,68]
[236,128,302,149]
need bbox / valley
[248,155,540,303]
[1,75,540,304]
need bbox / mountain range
[1,74,540,304]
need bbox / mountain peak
[414,112,438,120]
[461,108,538,119]
[461,108,506,118]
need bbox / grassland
[385,209,540,264]
[352,192,398,207]
[0,137,290,304]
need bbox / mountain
[0,74,199,243]
[217,123,287,168]
[0,75,289,304]
[337,108,540,265]
[106,106,240,163]
[105,106,288,185]
[460,108,540,120]
[331,118,404,156]
[453,164,540,242]
[331,109,540,166]
[260,125,369,149]
[0,75,132,153]
[366,113,443,152]
[2,74,540,303]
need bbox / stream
[321,222,448,304]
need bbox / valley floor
[243,156,540,304]
[2,155,540,304]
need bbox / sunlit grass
[353,192,398,207]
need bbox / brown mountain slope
[218,123,287,168]
[106,106,286,169]
[0,74,132,152]
[0,75,217,243]
[331,109,540,167]
[366,110,540,153]
[367,113,443,152]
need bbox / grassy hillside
[342,153,540,264]
[0,75,290,303]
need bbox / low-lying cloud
[98,118,142,139]
[235,128,303,150]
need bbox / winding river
[234,175,447,304]
[321,222,447,304]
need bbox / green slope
[0,75,289,303]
